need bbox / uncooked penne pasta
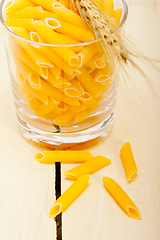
[4,0,36,12]
[120,142,138,182]
[78,44,98,68]
[9,38,48,79]
[113,8,122,26]
[74,108,91,122]
[49,175,90,218]
[102,177,141,219]
[6,6,44,19]
[53,109,75,125]
[70,78,85,95]
[79,92,99,111]
[64,156,111,180]
[34,150,93,163]
[46,70,71,88]
[53,5,89,30]
[34,20,80,66]
[45,102,68,120]
[68,102,87,114]
[76,67,103,98]
[29,0,56,12]
[5,18,35,31]
[60,84,81,98]
[86,54,106,69]
[45,18,94,42]
[35,97,59,117]
[11,27,54,68]
[28,96,41,111]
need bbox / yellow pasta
[64,156,111,180]
[57,0,70,9]
[35,97,59,117]
[113,8,122,26]
[79,92,99,111]
[93,0,114,18]
[11,27,54,68]
[120,142,138,182]
[45,18,94,42]
[49,175,90,218]
[5,18,35,31]
[68,102,87,114]
[59,84,81,98]
[74,108,91,122]
[4,0,35,12]
[34,20,80,66]
[29,0,56,11]
[53,5,89,30]
[53,109,75,125]
[28,96,41,111]
[13,55,41,89]
[25,92,33,100]
[45,102,68,119]
[49,65,61,79]
[9,38,49,79]
[35,78,80,106]
[34,150,93,163]
[6,6,44,19]
[86,54,106,69]
[76,67,103,98]
[46,70,71,88]
[102,177,141,219]
[70,78,85,95]
[77,44,98,68]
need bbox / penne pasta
[46,70,71,88]
[74,108,91,122]
[85,54,106,69]
[120,142,138,182]
[53,5,89,30]
[49,65,61,79]
[34,20,80,66]
[79,92,99,111]
[45,102,68,119]
[28,96,41,111]
[5,18,35,31]
[6,6,44,19]
[4,0,36,12]
[113,8,122,26]
[35,97,59,117]
[49,175,90,218]
[70,78,85,95]
[58,0,70,8]
[34,150,93,163]
[45,18,94,42]
[35,78,80,106]
[77,44,98,68]
[76,67,103,98]
[29,0,56,12]
[53,109,75,125]
[68,102,87,114]
[59,84,81,98]
[64,156,111,180]
[102,177,141,219]
[9,38,48,79]
[11,27,54,68]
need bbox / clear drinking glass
[0,0,128,150]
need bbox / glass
[0,0,128,150]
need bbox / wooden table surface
[0,0,160,239]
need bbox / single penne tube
[113,8,122,26]
[45,18,94,42]
[94,69,111,83]
[58,0,70,8]
[36,78,80,106]
[76,67,103,98]
[34,150,93,163]
[102,177,141,219]
[49,175,90,218]
[6,6,44,19]
[53,5,89,30]
[4,0,36,12]
[63,73,74,81]
[59,84,81,98]
[5,18,35,31]
[9,38,49,79]
[29,0,56,12]
[74,108,91,122]
[53,109,75,125]
[25,92,33,100]
[120,142,138,182]
[79,92,99,111]
[49,65,61,79]
[34,21,80,67]
[11,27,54,68]
[64,156,111,180]
[45,102,68,120]
[38,10,63,20]
[77,44,98,68]
[35,97,59,117]
[68,102,87,114]
[70,78,85,95]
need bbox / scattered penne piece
[120,142,138,182]
[49,175,90,218]
[64,156,111,180]
[34,150,93,163]
[102,177,141,220]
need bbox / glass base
[17,112,115,150]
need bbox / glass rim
[0,0,128,47]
